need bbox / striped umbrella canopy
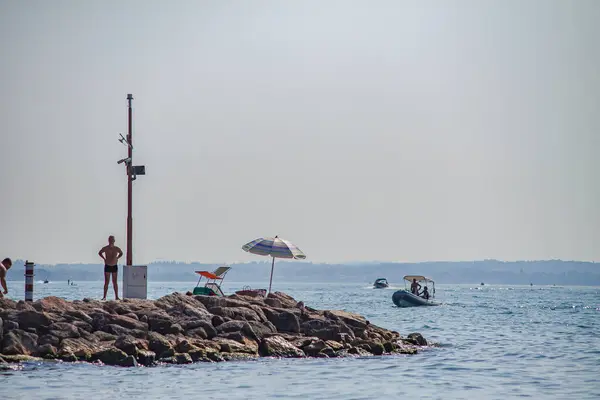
[242,236,306,293]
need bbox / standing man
[98,236,123,300]
[0,258,12,298]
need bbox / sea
[1,280,599,400]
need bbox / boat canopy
[375,278,388,282]
[403,275,434,283]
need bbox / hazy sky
[1,0,598,265]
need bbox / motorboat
[392,275,439,307]
[373,278,389,289]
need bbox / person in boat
[421,286,430,300]
[410,278,421,295]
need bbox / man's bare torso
[101,246,122,266]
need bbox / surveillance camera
[117,157,132,165]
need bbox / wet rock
[114,335,139,356]
[214,338,258,354]
[148,332,172,356]
[174,353,193,364]
[92,348,128,366]
[263,309,300,333]
[59,338,104,361]
[119,355,138,367]
[259,336,304,358]
[137,350,156,366]
[36,343,58,359]
[383,341,396,353]
[302,340,329,356]
[347,346,371,357]
[2,329,39,355]
[0,317,3,341]
[406,333,427,346]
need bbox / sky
[1,0,599,265]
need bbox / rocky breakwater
[0,291,428,367]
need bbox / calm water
[2,280,599,399]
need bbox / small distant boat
[43,279,49,284]
[373,278,389,289]
[480,282,485,286]
[392,275,439,307]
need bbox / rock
[325,340,344,351]
[93,331,117,342]
[119,355,138,367]
[36,343,58,359]
[16,301,36,311]
[174,353,193,364]
[406,333,427,346]
[211,315,226,327]
[0,354,43,363]
[48,322,81,339]
[174,339,197,353]
[17,310,52,331]
[38,334,60,347]
[33,297,74,313]
[263,309,300,333]
[259,336,304,358]
[114,335,139,356]
[4,320,19,332]
[92,348,128,366]
[264,298,283,308]
[194,296,248,310]
[65,310,94,325]
[347,346,371,357]
[300,319,354,342]
[266,292,300,309]
[59,338,105,361]
[216,321,259,342]
[303,340,329,356]
[214,338,258,354]
[184,320,217,339]
[148,332,172,356]
[137,350,156,366]
[186,327,208,339]
[383,341,395,353]
[0,317,3,341]
[2,329,39,355]
[246,321,276,340]
[208,307,261,322]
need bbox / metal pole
[268,256,275,294]
[24,261,34,301]
[126,94,133,267]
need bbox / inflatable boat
[392,275,439,307]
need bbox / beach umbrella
[242,236,306,293]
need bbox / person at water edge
[0,257,12,298]
[421,286,430,300]
[411,278,421,295]
[98,236,123,300]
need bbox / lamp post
[117,94,145,267]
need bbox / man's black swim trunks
[104,265,118,273]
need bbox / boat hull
[392,290,439,307]
[373,283,389,289]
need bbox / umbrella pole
[268,256,275,294]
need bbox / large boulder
[406,332,427,346]
[48,322,81,339]
[92,348,130,366]
[1,329,39,355]
[266,292,300,309]
[148,332,173,357]
[59,338,105,361]
[114,335,140,357]
[216,321,259,342]
[258,336,304,358]
[263,309,300,333]
[300,319,354,342]
[213,338,258,354]
[16,310,52,331]
[208,307,262,322]
[183,320,217,339]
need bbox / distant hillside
[6,259,600,285]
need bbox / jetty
[0,291,427,367]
